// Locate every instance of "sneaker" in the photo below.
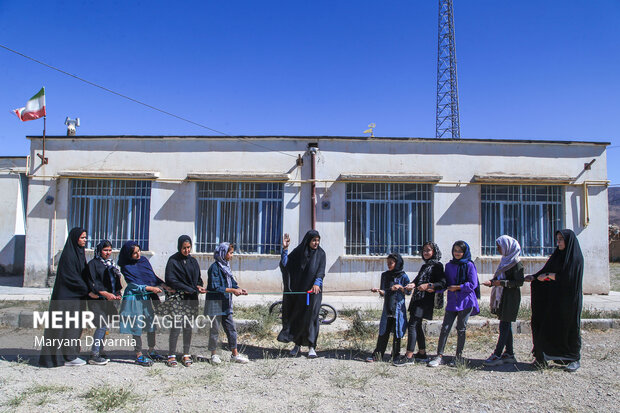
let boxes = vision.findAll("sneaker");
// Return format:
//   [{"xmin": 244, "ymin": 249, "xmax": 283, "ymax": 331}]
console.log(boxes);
[
  {"xmin": 289, "ymin": 345, "xmax": 300, "ymax": 357},
  {"xmin": 413, "ymin": 352, "xmax": 430, "ymax": 362},
  {"xmin": 148, "ymin": 352, "xmax": 166, "ymax": 362},
  {"xmin": 307, "ymin": 347, "xmax": 317, "ymax": 359},
  {"xmin": 231, "ymin": 354, "xmax": 249, "ymax": 364},
  {"xmin": 448, "ymin": 356, "xmax": 465, "ymax": 367},
  {"xmin": 167, "ymin": 355, "xmax": 178, "ymax": 367},
  {"xmin": 88, "ymin": 354, "xmax": 109, "ymax": 365},
  {"xmin": 564, "ymin": 360, "xmax": 580, "ymax": 373},
  {"xmin": 393, "ymin": 356, "xmax": 414, "ymax": 367},
  {"xmin": 65, "ymin": 357, "xmax": 86, "ymax": 367},
  {"xmin": 209, "ymin": 354, "xmax": 222, "ymax": 365},
  {"xmin": 484, "ymin": 354, "xmax": 503, "ymax": 366},
  {"xmin": 181, "ymin": 355, "xmax": 193, "ymax": 367},
  {"xmin": 500, "ymin": 353, "xmax": 517, "ymax": 364},
  {"xmin": 427, "ymin": 355, "xmax": 442, "ymax": 367},
  {"xmin": 135, "ymin": 355, "xmax": 153, "ymax": 367}
]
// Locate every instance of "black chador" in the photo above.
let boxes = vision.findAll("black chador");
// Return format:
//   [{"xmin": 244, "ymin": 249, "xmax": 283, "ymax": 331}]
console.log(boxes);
[
  {"xmin": 277, "ymin": 230, "xmax": 326, "ymax": 347},
  {"xmin": 531, "ymin": 229, "xmax": 583, "ymax": 363}
]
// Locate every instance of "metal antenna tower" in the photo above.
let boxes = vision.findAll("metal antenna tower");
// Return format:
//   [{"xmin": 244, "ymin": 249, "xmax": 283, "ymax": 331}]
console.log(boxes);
[{"xmin": 436, "ymin": 0, "xmax": 461, "ymax": 139}]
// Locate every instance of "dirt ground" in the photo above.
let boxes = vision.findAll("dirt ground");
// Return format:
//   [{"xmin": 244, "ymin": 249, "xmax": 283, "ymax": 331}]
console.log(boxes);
[{"xmin": 0, "ymin": 324, "xmax": 618, "ymax": 412}]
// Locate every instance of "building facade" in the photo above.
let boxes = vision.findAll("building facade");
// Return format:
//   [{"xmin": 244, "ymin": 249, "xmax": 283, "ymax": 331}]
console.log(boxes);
[
  {"xmin": 22, "ymin": 136, "xmax": 610, "ymax": 294},
  {"xmin": 0, "ymin": 156, "xmax": 28, "ymax": 275}
]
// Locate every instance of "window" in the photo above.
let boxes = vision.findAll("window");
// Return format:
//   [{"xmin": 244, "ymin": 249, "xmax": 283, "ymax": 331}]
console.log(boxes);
[
  {"xmin": 481, "ymin": 185, "xmax": 563, "ymax": 256},
  {"xmin": 196, "ymin": 182, "xmax": 283, "ymax": 254},
  {"xmin": 69, "ymin": 179, "xmax": 151, "ymax": 249},
  {"xmin": 346, "ymin": 183, "xmax": 432, "ymax": 255}
]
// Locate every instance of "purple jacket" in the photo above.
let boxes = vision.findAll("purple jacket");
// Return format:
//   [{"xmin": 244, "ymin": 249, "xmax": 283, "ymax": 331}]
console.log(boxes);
[{"xmin": 443, "ymin": 261, "xmax": 480, "ymax": 315}]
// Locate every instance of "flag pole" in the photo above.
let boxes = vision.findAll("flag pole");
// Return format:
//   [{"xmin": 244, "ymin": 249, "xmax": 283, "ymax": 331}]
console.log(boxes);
[{"xmin": 37, "ymin": 116, "xmax": 48, "ymax": 165}]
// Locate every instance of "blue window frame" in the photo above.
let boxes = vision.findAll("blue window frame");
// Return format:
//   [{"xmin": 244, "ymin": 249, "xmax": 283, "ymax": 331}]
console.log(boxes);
[
  {"xmin": 196, "ymin": 182, "xmax": 283, "ymax": 254},
  {"xmin": 69, "ymin": 179, "xmax": 151, "ymax": 249},
  {"xmin": 481, "ymin": 185, "xmax": 563, "ymax": 256}
]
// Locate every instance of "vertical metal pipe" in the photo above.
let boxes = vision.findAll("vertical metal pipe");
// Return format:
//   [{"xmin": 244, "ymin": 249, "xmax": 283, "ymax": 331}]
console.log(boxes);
[{"xmin": 310, "ymin": 147, "xmax": 317, "ymax": 230}]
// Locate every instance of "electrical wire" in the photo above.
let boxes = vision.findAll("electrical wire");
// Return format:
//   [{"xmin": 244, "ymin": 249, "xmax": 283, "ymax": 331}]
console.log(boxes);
[{"xmin": 0, "ymin": 43, "xmax": 298, "ymax": 159}]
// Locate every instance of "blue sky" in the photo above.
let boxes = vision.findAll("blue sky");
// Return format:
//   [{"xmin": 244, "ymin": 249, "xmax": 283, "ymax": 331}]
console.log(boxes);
[{"xmin": 1, "ymin": 1, "xmax": 618, "ymax": 183}]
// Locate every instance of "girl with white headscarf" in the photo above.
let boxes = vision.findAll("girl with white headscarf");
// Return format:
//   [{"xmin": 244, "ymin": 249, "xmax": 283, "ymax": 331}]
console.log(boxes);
[{"xmin": 483, "ymin": 235, "xmax": 524, "ymax": 366}]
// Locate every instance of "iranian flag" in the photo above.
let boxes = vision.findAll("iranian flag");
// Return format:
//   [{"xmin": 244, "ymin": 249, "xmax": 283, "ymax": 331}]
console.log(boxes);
[{"xmin": 13, "ymin": 87, "xmax": 46, "ymax": 121}]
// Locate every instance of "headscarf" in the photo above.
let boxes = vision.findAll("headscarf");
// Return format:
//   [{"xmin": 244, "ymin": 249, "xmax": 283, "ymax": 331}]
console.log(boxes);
[
  {"xmin": 491, "ymin": 235, "xmax": 521, "ymax": 311},
  {"xmin": 450, "ymin": 240, "xmax": 472, "ymax": 284},
  {"xmin": 177, "ymin": 235, "xmax": 192, "ymax": 253},
  {"xmin": 59, "ymin": 227, "xmax": 88, "ymax": 278},
  {"xmin": 165, "ymin": 235, "xmax": 202, "ymax": 294},
  {"xmin": 412, "ymin": 241, "xmax": 442, "ymax": 301},
  {"xmin": 214, "ymin": 242, "xmax": 234, "ymax": 278},
  {"xmin": 118, "ymin": 240, "xmax": 160, "ymax": 286},
  {"xmin": 284, "ymin": 230, "xmax": 326, "ymax": 292},
  {"xmin": 95, "ymin": 240, "xmax": 122, "ymax": 293},
  {"xmin": 51, "ymin": 227, "xmax": 89, "ymax": 300},
  {"xmin": 385, "ymin": 252, "xmax": 405, "ymax": 278}
]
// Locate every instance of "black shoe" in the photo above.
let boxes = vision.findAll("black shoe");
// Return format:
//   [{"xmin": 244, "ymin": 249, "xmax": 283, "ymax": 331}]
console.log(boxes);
[
  {"xmin": 564, "ymin": 361, "xmax": 580, "ymax": 372},
  {"xmin": 88, "ymin": 355, "xmax": 109, "ymax": 365},
  {"xmin": 413, "ymin": 352, "xmax": 430, "ymax": 362},
  {"xmin": 393, "ymin": 356, "xmax": 414, "ymax": 367}
]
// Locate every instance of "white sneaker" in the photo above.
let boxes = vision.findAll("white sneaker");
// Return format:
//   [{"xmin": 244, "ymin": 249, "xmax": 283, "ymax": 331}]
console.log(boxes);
[
  {"xmin": 210, "ymin": 354, "xmax": 222, "ymax": 365},
  {"xmin": 308, "ymin": 347, "xmax": 317, "ymax": 359},
  {"xmin": 231, "ymin": 354, "xmax": 249, "ymax": 364},
  {"xmin": 65, "ymin": 357, "xmax": 86, "ymax": 366},
  {"xmin": 290, "ymin": 345, "xmax": 300, "ymax": 357}
]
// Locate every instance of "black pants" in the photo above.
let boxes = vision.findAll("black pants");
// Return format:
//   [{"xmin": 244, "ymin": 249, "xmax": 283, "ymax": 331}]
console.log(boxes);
[
  {"xmin": 494, "ymin": 320, "xmax": 513, "ymax": 356},
  {"xmin": 133, "ymin": 332, "xmax": 156, "ymax": 353},
  {"xmin": 169, "ymin": 326, "xmax": 193, "ymax": 355},
  {"xmin": 406, "ymin": 316, "xmax": 426, "ymax": 353},
  {"xmin": 373, "ymin": 317, "xmax": 401, "ymax": 360}
]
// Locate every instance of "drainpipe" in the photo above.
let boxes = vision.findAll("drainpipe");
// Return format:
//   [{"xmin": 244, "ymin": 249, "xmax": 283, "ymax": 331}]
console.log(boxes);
[{"xmin": 308, "ymin": 143, "xmax": 319, "ymax": 230}]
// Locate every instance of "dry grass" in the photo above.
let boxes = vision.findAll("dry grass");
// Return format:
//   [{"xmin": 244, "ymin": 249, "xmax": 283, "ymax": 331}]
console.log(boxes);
[{"xmin": 610, "ymin": 262, "xmax": 620, "ymax": 292}]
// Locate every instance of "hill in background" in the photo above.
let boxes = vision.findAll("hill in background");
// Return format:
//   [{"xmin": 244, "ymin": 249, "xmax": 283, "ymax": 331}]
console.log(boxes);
[{"xmin": 610, "ymin": 187, "xmax": 620, "ymax": 226}]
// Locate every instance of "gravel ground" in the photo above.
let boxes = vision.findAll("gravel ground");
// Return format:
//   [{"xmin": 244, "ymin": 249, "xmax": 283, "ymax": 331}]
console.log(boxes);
[{"xmin": 0, "ymin": 325, "xmax": 618, "ymax": 412}]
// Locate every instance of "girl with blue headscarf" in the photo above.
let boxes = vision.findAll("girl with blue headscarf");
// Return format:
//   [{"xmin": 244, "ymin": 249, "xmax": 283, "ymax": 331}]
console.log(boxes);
[
  {"xmin": 427, "ymin": 240, "xmax": 480, "ymax": 367},
  {"xmin": 118, "ymin": 240, "xmax": 172, "ymax": 366}
]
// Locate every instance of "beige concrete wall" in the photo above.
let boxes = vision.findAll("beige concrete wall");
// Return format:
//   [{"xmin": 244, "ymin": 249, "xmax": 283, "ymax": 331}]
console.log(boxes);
[{"xmin": 23, "ymin": 137, "xmax": 609, "ymax": 293}]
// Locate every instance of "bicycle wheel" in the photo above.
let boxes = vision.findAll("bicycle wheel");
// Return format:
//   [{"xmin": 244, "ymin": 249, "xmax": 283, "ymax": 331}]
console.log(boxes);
[
  {"xmin": 318, "ymin": 304, "xmax": 337, "ymax": 325},
  {"xmin": 269, "ymin": 301, "xmax": 283, "ymax": 316}
]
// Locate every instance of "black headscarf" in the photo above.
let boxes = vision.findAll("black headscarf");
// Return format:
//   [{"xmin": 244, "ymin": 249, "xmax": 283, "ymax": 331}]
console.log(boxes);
[
  {"xmin": 118, "ymin": 240, "xmax": 161, "ymax": 286},
  {"xmin": 382, "ymin": 252, "xmax": 406, "ymax": 316},
  {"xmin": 51, "ymin": 227, "xmax": 89, "ymax": 300},
  {"xmin": 165, "ymin": 235, "xmax": 203, "ymax": 294},
  {"xmin": 285, "ymin": 230, "xmax": 326, "ymax": 292},
  {"xmin": 91, "ymin": 240, "xmax": 122, "ymax": 296},
  {"xmin": 385, "ymin": 252, "xmax": 405, "ymax": 278},
  {"xmin": 412, "ymin": 242, "xmax": 442, "ymax": 301}
]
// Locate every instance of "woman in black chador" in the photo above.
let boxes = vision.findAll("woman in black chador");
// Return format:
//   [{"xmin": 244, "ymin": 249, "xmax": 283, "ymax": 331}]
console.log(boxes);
[
  {"xmin": 39, "ymin": 227, "xmax": 93, "ymax": 367},
  {"xmin": 526, "ymin": 229, "xmax": 583, "ymax": 372},
  {"xmin": 277, "ymin": 230, "xmax": 326, "ymax": 358}
]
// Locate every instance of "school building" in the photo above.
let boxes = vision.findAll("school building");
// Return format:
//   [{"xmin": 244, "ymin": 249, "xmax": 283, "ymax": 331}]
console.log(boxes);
[{"xmin": 17, "ymin": 135, "xmax": 610, "ymax": 294}]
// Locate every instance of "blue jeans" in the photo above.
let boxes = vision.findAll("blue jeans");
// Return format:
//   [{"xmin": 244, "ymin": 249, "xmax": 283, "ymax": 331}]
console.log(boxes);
[
  {"xmin": 90, "ymin": 327, "xmax": 107, "ymax": 355},
  {"xmin": 436, "ymin": 307, "xmax": 473, "ymax": 357}
]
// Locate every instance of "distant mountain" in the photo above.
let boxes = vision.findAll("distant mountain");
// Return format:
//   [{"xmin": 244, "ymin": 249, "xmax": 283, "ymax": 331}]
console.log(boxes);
[{"xmin": 610, "ymin": 187, "xmax": 620, "ymax": 226}]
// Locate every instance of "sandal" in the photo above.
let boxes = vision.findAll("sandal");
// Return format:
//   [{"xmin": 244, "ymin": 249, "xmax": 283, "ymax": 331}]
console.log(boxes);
[
  {"xmin": 167, "ymin": 355, "xmax": 177, "ymax": 367},
  {"xmin": 181, "ymin": 355, "xmax": 193, "ymax": 367},
  {"xmin": 135, "ymin": 355, "xmax": 154, "ymax": 367}
]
